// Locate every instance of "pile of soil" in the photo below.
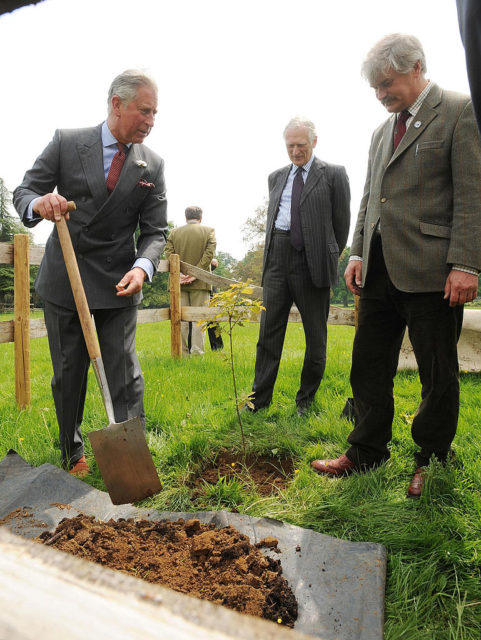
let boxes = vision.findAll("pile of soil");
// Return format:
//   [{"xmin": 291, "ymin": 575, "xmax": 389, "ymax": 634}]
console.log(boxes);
[
  {"xmin": 193, "ymin": 451, "xmax": 294, "ymax": 496},
  {"xmin": 38, "ymin": 514, "xmax": 298, "ymax": 627}
]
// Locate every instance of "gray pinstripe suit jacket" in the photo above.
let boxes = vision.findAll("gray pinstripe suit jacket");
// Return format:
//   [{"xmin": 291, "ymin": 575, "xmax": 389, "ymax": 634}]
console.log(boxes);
[
  {"xmin": 351, "ymin": 83, "xmax": 481, "ymax": 292},
  {"xmin": 262, "ymin": 156, "xmax": 351, "ymax": 288},
  {"xmin": 13, "ymin": 124, "xmax": 168, "ymax": 309}
]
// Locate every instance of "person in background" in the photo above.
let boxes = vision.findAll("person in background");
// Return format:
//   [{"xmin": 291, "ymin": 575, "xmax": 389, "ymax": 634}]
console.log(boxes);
[
  {"xmin": 14, "ymin": 69, "xmax": 168, "ymax": 476},
  {"xmin": 311, "ymin": 34, "xmax": 481, "ymax": 498},
  {"xmin": 249, "ymin": 117, "xmax": 350, "ymax": 416},
  {"xmin": 164, "ymin": 206, "xmax": 216, "ymax": 355}
]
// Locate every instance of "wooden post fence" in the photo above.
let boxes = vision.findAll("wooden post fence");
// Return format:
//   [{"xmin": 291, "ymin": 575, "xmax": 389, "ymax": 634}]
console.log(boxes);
[
  {"xmin": 1, "ymin": 239, "xmax": 358, "ymax": 408},
  {"xmin": 13, "ymin": 235, "xmax": 30, "ymax": 409},
  {"xmin": 169, "ymin": 254, "xmax": 182, "ymax": 358}
]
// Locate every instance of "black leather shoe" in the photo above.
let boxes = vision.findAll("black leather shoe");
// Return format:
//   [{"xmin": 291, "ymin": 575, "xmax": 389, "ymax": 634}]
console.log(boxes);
[
  {"xmin": 241, "ymin": 404, "xmax": 267, "ymax": 414},
  {"xmin": 296, "ymin": 402, "xmax": 313, "ymax": 417}
]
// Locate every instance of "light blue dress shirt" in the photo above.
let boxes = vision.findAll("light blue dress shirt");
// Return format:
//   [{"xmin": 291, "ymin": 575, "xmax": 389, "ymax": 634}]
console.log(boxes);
[{"xmin": 275, "ymin": 153, "xmax": 315, "ymax": 230}]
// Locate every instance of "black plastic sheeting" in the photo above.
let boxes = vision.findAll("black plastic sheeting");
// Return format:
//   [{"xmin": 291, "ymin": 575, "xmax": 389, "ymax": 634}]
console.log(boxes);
[{"xmin": 0, "ymin": 451, "xmax": 386, "ymax": 639}]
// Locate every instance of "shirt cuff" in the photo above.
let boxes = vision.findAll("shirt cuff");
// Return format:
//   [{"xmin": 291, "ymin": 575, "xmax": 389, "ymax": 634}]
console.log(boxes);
[
  {"xmin": 452, "ymin": 265, "xmax": 479, "ymax": 276},
  {"xmin": 27, "ymin": 197, "xmax": 42, "ymax": 220},
  {"xmin": 134, "ymin": 257, "xmax": 154, "ymax": 282},
  {"xmin": 349, "ymin": 255, "xmax": 363, "ymax": 262}
]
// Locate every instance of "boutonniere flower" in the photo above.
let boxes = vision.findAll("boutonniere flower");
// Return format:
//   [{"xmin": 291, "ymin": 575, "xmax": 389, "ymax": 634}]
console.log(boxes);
[
  {"xmin": 135, "ymin": 159, "xmax": 148, "ymax": 168},
  {"xmin": 138, "ymin": 179, "xmax": 155, "ymax": 188}
]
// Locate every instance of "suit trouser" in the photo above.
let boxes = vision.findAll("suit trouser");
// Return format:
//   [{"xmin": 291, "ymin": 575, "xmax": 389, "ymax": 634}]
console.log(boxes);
[
  {"xmin": 181, "ymin": 289, "xmax": 209, "ymax": 355},
  {"xmin": 252, "ymin": 231, "xmax": 331, "ymax": 409},
  {"xmin": 346, "ymin": 238, "xmax": 463, "ymax": 469},
  {"xmin": 43, "ymin": 301, "xmax": 144, "ymax": 467}
]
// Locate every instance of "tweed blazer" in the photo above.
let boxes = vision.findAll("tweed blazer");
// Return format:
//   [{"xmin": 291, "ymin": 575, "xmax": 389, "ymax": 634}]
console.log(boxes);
[
  {"xmin": 164, "ymin": 222, "xmax": 216, "ymax": 291},
  {"xmin": 350, "ymin": 83, "xmax": 481, "ymax": 292},
  {"xmin": 262, "ymin": 156, "xmax": 350, "ymax": 288},
  {"xmin": 13, "ymin": 124, "xmax": 168, "ymax": 309}
]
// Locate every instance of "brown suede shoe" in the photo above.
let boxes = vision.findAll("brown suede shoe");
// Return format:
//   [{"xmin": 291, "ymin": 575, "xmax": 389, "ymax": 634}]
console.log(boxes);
[
  {"xmin": 69, "ymin": 456, "xmax": 90, "ymax": 478},
  {"xmin": 407, "ymin": 467, "xmax": 426, "ymax": 498},
  {"xmin": 310, "ymin": 454, "xmax": 356, "ymax": 476}
]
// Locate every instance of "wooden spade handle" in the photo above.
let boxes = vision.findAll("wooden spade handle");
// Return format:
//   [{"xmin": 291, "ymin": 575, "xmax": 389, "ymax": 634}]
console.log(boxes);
[{"xmin": 56, "ymin": 201, "xmax": 101, "ymax": 360}]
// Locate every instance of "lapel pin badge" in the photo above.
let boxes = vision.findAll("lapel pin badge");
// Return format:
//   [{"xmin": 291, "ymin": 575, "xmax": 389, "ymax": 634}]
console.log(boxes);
[
  {"xmin": 135, "ymin": 159, "xmax": 148, "ymax": 168},
  {"xmin": 414, "ymin": 121, "xmax": 422, "ymax": 128}
]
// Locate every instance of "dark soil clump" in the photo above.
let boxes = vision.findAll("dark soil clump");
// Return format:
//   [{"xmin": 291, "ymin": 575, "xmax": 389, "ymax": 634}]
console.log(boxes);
[{"xmin": 38, "ymin": 514, "xmax": 298, "ymax": 627}]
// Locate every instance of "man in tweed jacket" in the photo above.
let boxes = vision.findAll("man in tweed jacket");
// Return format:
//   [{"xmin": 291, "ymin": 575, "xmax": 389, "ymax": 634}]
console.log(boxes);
[
  {"xmin": 311, "ymin": 34, "xmax": 481, "ymax": 498},
  {"xmin": 164, "ymin": 206, "xmax": 216, "ymax": 355},
  {"xmin": 249, "ymin": 117, "xmax": 350, "ymax": 416}
]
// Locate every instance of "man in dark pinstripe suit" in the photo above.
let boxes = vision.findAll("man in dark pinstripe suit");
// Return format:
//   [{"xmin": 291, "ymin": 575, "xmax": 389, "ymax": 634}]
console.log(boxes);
[{"xmin": 249, "ymin": 117, "xmax": 350, "ymax": 416}]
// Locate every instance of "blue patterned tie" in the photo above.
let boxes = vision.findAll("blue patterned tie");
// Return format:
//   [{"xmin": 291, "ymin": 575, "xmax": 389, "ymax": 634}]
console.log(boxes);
[{"xmin": 290, "ymin": 166, "xmax": 305, "ymax": 251}]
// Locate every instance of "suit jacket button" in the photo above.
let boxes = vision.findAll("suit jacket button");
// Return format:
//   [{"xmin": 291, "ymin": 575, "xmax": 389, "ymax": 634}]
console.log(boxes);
[
  {"xmin": 380, "ymin": 197, "xmax": 387, "ymax": 203},
  {"xmin": 84, "ymin": 226, "xmax": 89, "ymax": 233},
  {"xmin": 371, "ymin": 223, "xmax": 376, "ymax": 229},
  {"xmin": 106, "ymin": 257, "xmax": 112, "ymax": 263}
]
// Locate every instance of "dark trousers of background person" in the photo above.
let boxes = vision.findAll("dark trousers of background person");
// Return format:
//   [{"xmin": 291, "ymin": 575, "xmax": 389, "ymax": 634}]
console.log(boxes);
[
  {"xmin": 187, "ymin": 323, "xmax": 224, "ymax": 351},
  {"xmin": 346, "ymin": 236, "xmax": 463, "ymax": 469},
  {"xmin": 207, "ymin": 287, "xmax": 223, "ymax": 350},
  {"xmin": 43, "ymin": 301, "xmax": 144, "ymax": 468},
  {"xmin": 252, "ymin": 230, "xmax": 331, "ymax": 410}
]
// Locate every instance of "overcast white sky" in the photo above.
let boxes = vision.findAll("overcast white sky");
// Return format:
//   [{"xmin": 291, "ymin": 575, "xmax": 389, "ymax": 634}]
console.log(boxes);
[{"xmin": 0, "ymin": 0, "xmax": 469, "ymax": 259}]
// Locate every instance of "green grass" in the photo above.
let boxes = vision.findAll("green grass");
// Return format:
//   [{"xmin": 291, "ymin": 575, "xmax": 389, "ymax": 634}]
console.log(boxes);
[{"xmin": 1, "ymin": 320, "xmax": 480, "ymax": 639}]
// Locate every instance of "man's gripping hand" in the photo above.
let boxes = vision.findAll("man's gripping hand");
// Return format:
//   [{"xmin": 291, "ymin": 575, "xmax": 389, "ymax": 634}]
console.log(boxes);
[{"xmin": 33, "ymin": 193, "xmax": 70, "ymax": 222}]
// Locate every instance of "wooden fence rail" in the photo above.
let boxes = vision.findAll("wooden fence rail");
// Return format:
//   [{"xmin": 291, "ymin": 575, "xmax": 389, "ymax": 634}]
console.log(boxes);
[{"xmin": 1, "ymin": 236, "xmax": 355, "ymax": 408}]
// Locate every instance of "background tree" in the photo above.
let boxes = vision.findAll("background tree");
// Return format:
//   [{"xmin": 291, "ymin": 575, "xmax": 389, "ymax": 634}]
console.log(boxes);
[
  {"xmin": 242, "ymin": 199, "xmax": 267, "ymax": 246},
  {"xmin": 214, "ymin": 251, "xmax": 237, "ymax": 279},
  {"xmin": 234, "ymin": 200, "xmax": 267, "ymax": 285},
  {"xmin": 233, "ymin": 249, "xmax": 264, "ymax": 285},
  {"xmin": 0, "ymin": 178, "xmax": 35, "ymax": 307},
  {"xmin": 139, "ymin": 221, "xmax": 173, "ymax": 309},
  {"xmin": 330, "ymin": 247, "xmax": 354, "ymax": 307}
]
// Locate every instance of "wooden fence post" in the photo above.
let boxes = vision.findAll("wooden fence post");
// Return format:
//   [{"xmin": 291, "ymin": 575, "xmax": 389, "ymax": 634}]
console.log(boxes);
[
  {"xmin": 169, "ymin": 254, "xmax": 182, "ymax": 358},
  {"xmin": 14, "ymin": 234, "xmax": 31, "ymax": 409}
]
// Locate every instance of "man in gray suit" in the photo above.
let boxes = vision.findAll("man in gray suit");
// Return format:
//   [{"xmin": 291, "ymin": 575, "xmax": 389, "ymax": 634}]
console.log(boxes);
[
  {"xmin": 249, "ymin": 117, "xmax": 350, "ymax": 416},
  {"xmin": 14, "ymin": 70, "xmax": 168, "ymax": 476},
  {"xmin": 311, "ymin": 34, "xmax": 481, "ymax": 497}
]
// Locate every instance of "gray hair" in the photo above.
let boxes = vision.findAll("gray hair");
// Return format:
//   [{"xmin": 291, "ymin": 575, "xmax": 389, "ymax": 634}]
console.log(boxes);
[
  {"xmin": 107, "ymin": 69, "xmax": 158, "ymax": 113},
  {"xmin": 283, "ymin": 117, "xmax": 317, "ymax": 143},
  {"xmin": 185, "ymin": 206, "xmax": 203, "ymax": 221},
  {"xmin": 361, "ymin": 34, "xmax": 427, "ymax": 84}
]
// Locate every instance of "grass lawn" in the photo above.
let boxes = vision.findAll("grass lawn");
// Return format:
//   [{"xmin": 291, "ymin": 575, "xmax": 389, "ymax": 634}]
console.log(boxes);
[{"xmin": 0, "ymin": 320, "xmax": 480, "ymax": 639}]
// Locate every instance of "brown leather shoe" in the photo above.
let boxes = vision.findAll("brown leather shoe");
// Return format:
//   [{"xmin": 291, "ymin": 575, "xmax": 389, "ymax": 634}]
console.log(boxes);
[
  {"xmin": 69, "ymin": 456, "xmax": 90, "ymax": 478},
  {"xmin": 310, "ymin": 454, "xmax": 356, "ymax": 476},
  {"xmin": 407, "ymin": 467, "xmax": 426, "ymax": 498}
]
